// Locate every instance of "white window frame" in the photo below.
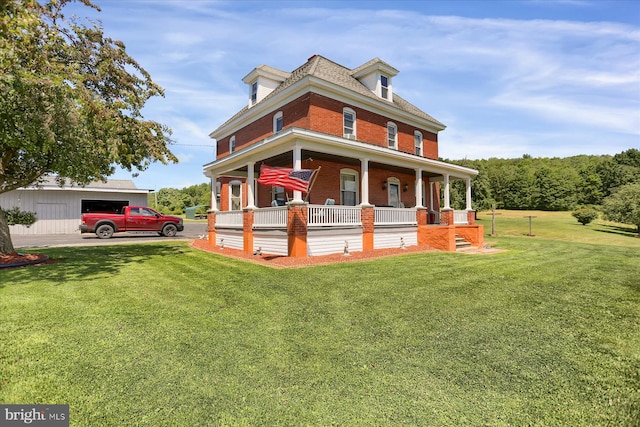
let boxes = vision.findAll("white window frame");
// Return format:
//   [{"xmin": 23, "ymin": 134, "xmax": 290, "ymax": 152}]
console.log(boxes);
[
  {"xmin": 250, "ymin": 81, "xmax": 258, "ymax": 105},
  {"xmin": 340, "ymin": 168, "xmax": 359, "ymax": 206},
  {"xmin": 272, "ymin": 186, "xmax": 286, "ymax": 206},
  {"xmin": 273, "ymin": 111, "xmax": 283, "ymax": 133},
  {"xmin": 229, "ymin": 180, "xmax": 242, "ymax": 211},
  {"xmin": 229, "ymin": 136, "xmax": 236, "ymax": 154},
  {"xmin": 414, "ymin": 131, "xmax": 423, "ymax": 156},
  {"xmin": 343, "ymin": 108, "xmax": 356, "ymax": 139},
  {"xmin": 387, "ymin": 122, "xmax": 398, "ymax": 150},
  {"xmin": 381, "ymin": 75, "xmax": 389, "ymax": 100},
  {"xmin": 387, "ymin": 177, "xmax": 401, "ymax": 208}
]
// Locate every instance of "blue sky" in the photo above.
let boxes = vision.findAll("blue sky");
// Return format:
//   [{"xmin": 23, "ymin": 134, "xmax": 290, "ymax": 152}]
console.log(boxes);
[{"xmin": 65, "ymin": 0, "xmax": 640, "ymax": 191}]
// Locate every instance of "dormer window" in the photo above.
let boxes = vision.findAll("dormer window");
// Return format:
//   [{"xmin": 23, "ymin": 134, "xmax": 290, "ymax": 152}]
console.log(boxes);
[
  {"xmin": 250, "ymin": 82, "xmax": 258, "ymax": 106},
  {"xmin": 343, "ymin": 108, "xmax": 356, "ymax": 139},
  {"xmin": 229, "ymin": 136, "xmax": 236, "ymax": 153},
  {"xmin": 381, "ymin": 75, "xmax": 389, "ymax": 100}
]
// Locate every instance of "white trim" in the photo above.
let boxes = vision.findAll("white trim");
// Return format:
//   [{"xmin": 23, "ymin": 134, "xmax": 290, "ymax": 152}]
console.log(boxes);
[
  {"xmin": 340, "ymin": 168, "xmax": 359, "ymax": 206},
  {"xmin": 343, "ymin": 107, "xmax": 356, "ymax": 139},
  {"xmin": 387, "ymin": 122, "xmax": 398, "ymax": 150},
  {"xmin": 203, "ymin": 128, "xmax": 478, "ymax": 180},
  {"xmin": 229, "ymin": 180, "xmax": 242, "ymax": 211},
  {"xmin": 273, "ymin": 111, "xmax": 283, "ymax": 133}
]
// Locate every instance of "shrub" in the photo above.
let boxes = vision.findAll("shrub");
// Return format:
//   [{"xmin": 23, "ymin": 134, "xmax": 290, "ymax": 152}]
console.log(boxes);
[
  {"xmin": 1, "ymin": 207, "xmax": 37, "ymax": 226},
  {"xmin": 572, "ymin": 207, "xmax": 598, "ymax": 226}
]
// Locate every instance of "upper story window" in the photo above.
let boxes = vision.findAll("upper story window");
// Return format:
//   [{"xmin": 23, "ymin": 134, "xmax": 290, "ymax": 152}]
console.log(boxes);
[
  {"xmin": 250, "ymin": 82, "xmax": 258, "ymax": 106},
  {"xmin": 273, "ymin": 111, "xmax": 283, "ymax": 133},
  {"xmin": 387, "ymin": 122, "xmax": 398, "ymax": 150},
  {"xmin": 381, "ymin": 75, "xmax": 389, "ymax": 100},
  {"xmin": 414, "ymin": 131, "xmax": 423, "ymax": 156},
  {"xmin": 343, "ymin": 108, "xmax": 356, "ymax": 139},
  {"xmin": 229, "ymin": 136, "xmax": 236, "ymax": 154}
]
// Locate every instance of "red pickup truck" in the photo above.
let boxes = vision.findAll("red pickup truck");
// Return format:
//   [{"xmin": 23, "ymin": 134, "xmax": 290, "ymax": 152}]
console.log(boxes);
[{"xmin": 80, "ymin": 206, "xmax": 184, "ymax": 239}]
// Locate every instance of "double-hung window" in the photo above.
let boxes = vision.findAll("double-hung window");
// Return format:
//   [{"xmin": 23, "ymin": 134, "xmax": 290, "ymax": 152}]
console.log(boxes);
[
  {"xmin": 340, "ymin": 169, "xmax": 359, "ymax": 206},
  {"xmin": 229, "ymin": 180, "xmax": 242, "ymax": 211},
  {"xmin": 273, "ymin": 111, "xmax": 283, "ymax": 133},
  {"xmin": 250, "ymin": 82, "xmax": 258, "ymax": 105},
  {"xmin": 414, "ymin": 131, "xmax": 423, "ymax": 156},
  {"xmin": 229, "ymin": 136, "xmax": 236, "ymax": 154},
  {"xmin": 343, "ymin": 108, "xmax": 356, "ymax": 139},
  {"xmin": 387, "ymin": 122, "xmax": 398, "ymax": 149},
  {"xmin": 381, "ymin": 75, "xmax": 389, "ymax": 99}
]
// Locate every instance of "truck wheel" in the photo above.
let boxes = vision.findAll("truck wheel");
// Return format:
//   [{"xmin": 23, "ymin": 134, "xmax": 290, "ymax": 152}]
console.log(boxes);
[
  {"xmin": 162, "ymin": 224, "xmax": 178, "ymax": 237},
  {"xmin": 96, "ymin": 224, "xmax": 114, "ymax": 239}
]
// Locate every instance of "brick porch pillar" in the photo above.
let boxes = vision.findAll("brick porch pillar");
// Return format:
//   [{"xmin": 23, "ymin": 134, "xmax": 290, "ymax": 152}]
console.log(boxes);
[
  {"xmin": 467, "ymin": 210, "xmax": 476, "ymax": 225},
  {"xmin": 287, "ymin": 204, "xmax": 308, "ymax": 258},
  {"xmin": 440, "ymin": 208, "xmax": 454, "ymax": 226},
  {"xmin": 207, "ymin": 210, "xmax": 216, "ymax": 247},
  {"xmin": 416, "ymin": 207, "xmax": 428, "ymax": 246},
  {"xmin": 361, "ymin": 205, "xmax": 374, "ymax": 251},
  {"xmin": 243, "ymin": 208, "xmax": 255, "ymax": 254}
]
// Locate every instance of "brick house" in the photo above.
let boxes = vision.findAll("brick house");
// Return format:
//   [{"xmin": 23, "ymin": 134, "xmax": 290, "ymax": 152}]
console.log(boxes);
[{"xmin": 203, "ymin": 55, "xmax": 483, "ymax": 257}]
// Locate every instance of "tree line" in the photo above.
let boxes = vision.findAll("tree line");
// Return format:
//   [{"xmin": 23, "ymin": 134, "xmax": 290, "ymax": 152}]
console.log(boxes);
[
  {"xmin": 149, "ymin": 183, "xmax": 211, "ymax": 216},
  {"xmin": 446, "ymin": 149, "xmax": 640, "ymax": 212}
]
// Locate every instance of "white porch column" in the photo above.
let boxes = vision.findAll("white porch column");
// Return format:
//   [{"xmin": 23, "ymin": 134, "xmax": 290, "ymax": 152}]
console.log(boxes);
[
  {"xmin": 443, "ymin": 173, "xmax": 451, "ymax": 209},
  {"xmin": 360, "ymin": 158, "xmax": 370, "ymax": 206},
  {"xmin": 246, "ymin": 161, "xmax": 256, "ymax": 209},
  {"xmin": 292, "ymin": 146, "xmax": 304, "ymax": 203},
  {"xmin": 465, "ymin": 178, "xmax": 472, "ymax": 211},
  {"xmin": 415, "ymin": 168, "xmax": 423, "ymax": 208},
  {"xmin": 210, "ymin": 175, "xmax": 219, "ymax": 211}
]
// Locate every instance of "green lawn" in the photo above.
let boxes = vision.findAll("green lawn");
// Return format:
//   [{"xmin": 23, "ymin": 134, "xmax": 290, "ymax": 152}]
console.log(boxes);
[{"xmin": 1, "ymin": 215, "xmax": 639, "ymax": 426}]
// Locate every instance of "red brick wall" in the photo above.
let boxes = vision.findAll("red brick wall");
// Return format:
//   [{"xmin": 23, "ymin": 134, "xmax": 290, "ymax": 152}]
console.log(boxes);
[{"xmin": 216, "ymin": 91, "xmax": 439, "ymax": 160}]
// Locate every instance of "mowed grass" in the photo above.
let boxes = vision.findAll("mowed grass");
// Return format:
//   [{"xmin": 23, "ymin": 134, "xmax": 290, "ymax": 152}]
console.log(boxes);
[{"xmin": 1, "ymin": 215, "xmax": 639, "ymax": 426}]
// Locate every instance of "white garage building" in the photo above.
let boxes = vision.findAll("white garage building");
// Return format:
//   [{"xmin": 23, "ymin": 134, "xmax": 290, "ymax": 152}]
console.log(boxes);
[{"xmin": 0, "ymin": 177, "xmax": 150, "ymax": 235}]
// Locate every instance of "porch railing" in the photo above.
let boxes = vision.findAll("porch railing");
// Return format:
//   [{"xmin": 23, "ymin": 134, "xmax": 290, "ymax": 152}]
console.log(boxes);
[
  {"xmin": 454, "ymin": 210, "xmax": 469, "ymax": 225},
  {"xmin": 374, "ymin": 207, "xmax": 417, "ymax": 225},
  {"xmin": 253, "ymin": 206, "xmax": 288, "ymax": 228},
  {"xmin": 308, "ymin": 205, "xmax": 361, "ymax": 227},
  {"xmin": 215, "ymin": 210, "xmax": 243, "ymax": 227}
]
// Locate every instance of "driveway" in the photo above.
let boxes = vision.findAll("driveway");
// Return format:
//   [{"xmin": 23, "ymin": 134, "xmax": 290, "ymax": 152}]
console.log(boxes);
[{"xmin": 12, "ymin": 222, "xmax": 208, "ymax": 249}]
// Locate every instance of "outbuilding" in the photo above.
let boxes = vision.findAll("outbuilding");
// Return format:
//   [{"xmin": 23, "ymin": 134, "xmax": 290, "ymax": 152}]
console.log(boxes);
[{"xmin": 1, "ymin": 177, "xmax": 151, "ymax": 235}]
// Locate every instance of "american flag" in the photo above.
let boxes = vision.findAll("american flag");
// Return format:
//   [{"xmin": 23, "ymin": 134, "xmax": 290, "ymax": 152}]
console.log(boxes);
[{"xmin": 257, "ymin": 164, "xmax": 316, "ymax": 193}]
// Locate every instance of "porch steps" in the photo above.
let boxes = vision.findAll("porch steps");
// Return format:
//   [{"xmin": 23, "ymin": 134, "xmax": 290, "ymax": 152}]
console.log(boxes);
[{"xmin": 455, "ymin": 235, "xmax": 472, "ymax": 251}]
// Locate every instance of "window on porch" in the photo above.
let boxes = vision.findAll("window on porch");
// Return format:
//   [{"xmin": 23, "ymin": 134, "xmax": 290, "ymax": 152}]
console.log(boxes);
[
  {"xmin": 340, "ymin": 169, "xmax": 359, "ymax": 206},
  {"xmin": 229, "ymin": 180, "xmax": 242, "ymax": 210},
  {"xmin": 387, "ymin": 177, "xmax": 401, "ymax": 208}
]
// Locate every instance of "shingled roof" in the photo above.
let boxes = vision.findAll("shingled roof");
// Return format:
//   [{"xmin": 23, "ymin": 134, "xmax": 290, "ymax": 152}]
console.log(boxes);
[{"xmin": 211, "ymin": 55, "xmax": 445, "ymax": 137}]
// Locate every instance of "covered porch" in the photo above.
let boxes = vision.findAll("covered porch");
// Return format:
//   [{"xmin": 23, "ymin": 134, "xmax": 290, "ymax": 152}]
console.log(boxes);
[{"xmin": 203, "ymin": 127, "xmax": 483, "ymax": 257}]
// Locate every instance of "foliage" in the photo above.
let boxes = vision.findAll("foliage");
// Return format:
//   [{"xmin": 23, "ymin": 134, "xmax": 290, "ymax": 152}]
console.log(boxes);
[
  {"xmin": 1, "ymin": 233, "xmax": 638, "ymax": 425},
  {"xmin": 447, "ymin": 149, "xmax": 640, "ymax": 212},
  {"xmin": 150, "ymin": 183, "xmax": 210, "ymax": 215},
  {"xmin": 0, "ymin": 0, "xmax": 176, "ymax": 253},
  {"xmin": 601, "ymin": 183, "xmax": 640, "ymax": 235},
  {"xmin": 571, "ymin": 207, "xmax": 598, "ymax": 225},
  {"xmin": 0, "ymin": 206, "xmax": 36, "ymax": 226}
]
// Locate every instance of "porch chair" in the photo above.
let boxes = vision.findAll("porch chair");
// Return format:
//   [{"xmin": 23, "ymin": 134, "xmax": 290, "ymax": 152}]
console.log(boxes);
[{"xmin": 324, "ymin": 198, "xmax": 335, "ymax": 205}]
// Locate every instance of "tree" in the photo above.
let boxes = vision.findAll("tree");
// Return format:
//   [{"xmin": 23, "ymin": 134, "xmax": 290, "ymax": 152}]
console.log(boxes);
[
  {"xmin": 572, "ymin": 207, "xmax": 598, "ymax": 226},
  {"xmin": 601, "ymin": 183, "xmax": 640, "ymax": 237},
  {"xmin": 0, "ymin": 0, "xmax": 177, "ymax": 254}
]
